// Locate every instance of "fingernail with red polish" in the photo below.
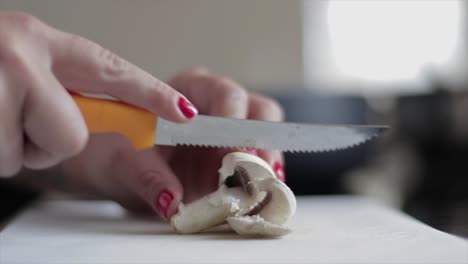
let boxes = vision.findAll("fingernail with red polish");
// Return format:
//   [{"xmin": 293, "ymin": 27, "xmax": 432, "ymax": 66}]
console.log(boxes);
[
  {"xmin": 178, "ymin": 97, "xmax": 198, "ymax": 119},
  {"xmin": 156, "ymin": 190, "xmax": 174, "ymax": 219},
  {"xmin": 246, "ymin": 148, "xmax": 258, "ymax": 155},
  {"xmin": 274, "ymin": 162, "xmax": 286, "ymax": 182}
]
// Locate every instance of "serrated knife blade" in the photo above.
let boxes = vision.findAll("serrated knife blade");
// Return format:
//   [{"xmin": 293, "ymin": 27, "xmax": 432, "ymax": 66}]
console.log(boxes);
[{"xmin": 155, "ymin": 115, "xmax": 387, "ymax": 152}]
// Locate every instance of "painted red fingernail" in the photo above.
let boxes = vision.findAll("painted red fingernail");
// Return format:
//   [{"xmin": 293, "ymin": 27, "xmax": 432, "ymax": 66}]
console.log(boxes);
[
  {"xmin": 246, "ymin": 148, "xmax": 258, "ymax": 155},
  {"xmin": 156, "ymin": 190, "xmax": 174, "ymax": 219},
  {"xmin": 274, "ymin": 162, "xmax": 286, "ymax": 182},
  {"xmin": 178, "ymin": 97, "xmax": 198, "ymax": 119}
]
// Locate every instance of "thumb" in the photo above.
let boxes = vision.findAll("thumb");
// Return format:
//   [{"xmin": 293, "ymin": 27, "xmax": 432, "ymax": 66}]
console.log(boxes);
[{"xmin": 118, "ymin": 147, "xmax": 183, "ymax": 220}]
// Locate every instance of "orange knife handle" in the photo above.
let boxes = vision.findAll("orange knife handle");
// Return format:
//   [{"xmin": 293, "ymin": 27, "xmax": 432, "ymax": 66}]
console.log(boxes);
[{"xmin": 72, "ymin": 94, "xmax": 157, "ymax": 150}]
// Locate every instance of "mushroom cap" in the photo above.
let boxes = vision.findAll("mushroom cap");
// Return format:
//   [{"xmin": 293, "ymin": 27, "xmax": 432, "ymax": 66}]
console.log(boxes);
[
  {"xmin": 252, "ymin": 177, "xmax": 296, "ymax": 225},
  {"xmin": 220, "ymin": 152, "xmax": 297, "ymax": 236},
  {"xmin": 218, "ymin": 152, "xmax": 275, "ymax": 187}
]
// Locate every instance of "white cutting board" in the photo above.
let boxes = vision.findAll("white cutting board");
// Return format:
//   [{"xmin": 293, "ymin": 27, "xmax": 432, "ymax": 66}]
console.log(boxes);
[{"xmin": 1, "ymin": 196, "xmax": 467, "ymax": 264}]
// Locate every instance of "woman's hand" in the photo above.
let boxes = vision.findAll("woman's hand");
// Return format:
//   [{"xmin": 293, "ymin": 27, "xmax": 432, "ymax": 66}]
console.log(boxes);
[
  {"xmin": 20, "ymin": 68, "xmax": 286, "ymax": 221},
  {"xmin": 0, "ymin": 11, "xmax": 197, "ymax": 177}
]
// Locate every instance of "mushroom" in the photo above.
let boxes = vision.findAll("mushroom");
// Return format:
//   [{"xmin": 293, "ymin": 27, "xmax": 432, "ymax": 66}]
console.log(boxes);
[{"xmin": 170, "ymin": 152, "xmax": 296, "ymax": 237}]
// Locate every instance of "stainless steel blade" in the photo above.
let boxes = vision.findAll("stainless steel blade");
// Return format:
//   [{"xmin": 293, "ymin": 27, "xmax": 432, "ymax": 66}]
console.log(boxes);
[{"xmin": 155, "ymin": 115, "xmax": 388, "ymax": 152}]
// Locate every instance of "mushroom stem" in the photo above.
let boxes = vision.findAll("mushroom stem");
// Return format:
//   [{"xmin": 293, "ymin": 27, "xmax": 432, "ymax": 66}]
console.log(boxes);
[{"xmin": 170, "ymin": 186, "xmax": 247, "ymax": 234}]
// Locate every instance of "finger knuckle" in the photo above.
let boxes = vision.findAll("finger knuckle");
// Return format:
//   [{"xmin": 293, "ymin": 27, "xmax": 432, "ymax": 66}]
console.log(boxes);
[
  {"xmin": 0, "ymin": 12, "xmax": 50, "ymax": 69},
  {"xmin": 136, "ymin": 170, "xmax": 165, "ymax": 201},
  {"xmin": 0, "ymin": 162, "xmax": 22, "ymax": 177},
  {"xmin": 96, "ymin": 47, "xmax": 130, "ymax": 78},
  {"xmin": 0, "ymin": 45, "xmax": 29, "ymax": 72},
  {"xmin": 185, "ymin": 66, "xmax": 209, "ymax": 76},
  {"xmin": 65, "ymin": 34, "xmax": 130, "ymax": 79},
  {"xmin": 260, "ymin": 97, "xmax": 285, "ymax": 120},
  {"xmin": 0, "ymin": 37, "xmax": 28, "ymax": 70},
  {"xmin": 62, "ymin": 128, "xmax": 89, "ymax": 157},
  {"xmin": 0, "ymin": 12, "xmax": 40, "ymax": 34},
  {"xmin": 212, "ymin": 76, "xmax": 248, "ymax": 103},
  {"xmin": 0, "ymin": 13, "xmax": 46, "ymax": 49}
]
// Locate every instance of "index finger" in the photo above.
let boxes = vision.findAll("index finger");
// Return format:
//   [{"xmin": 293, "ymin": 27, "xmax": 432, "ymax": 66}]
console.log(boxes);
[{"xmin": 47, "ymin": 30, "xmax": 197, "ymax": 122}]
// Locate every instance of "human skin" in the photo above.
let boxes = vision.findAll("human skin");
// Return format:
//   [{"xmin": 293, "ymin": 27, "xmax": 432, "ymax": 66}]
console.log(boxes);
[{"xmin": 0, "ymin": 11, "xmax": 285, "ymax": 220}]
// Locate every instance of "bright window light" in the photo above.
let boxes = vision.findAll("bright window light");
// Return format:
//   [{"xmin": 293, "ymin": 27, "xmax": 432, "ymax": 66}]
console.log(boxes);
[{"xmin": 327, "ymin": 0, "xmax": 461, "ymax": 83}]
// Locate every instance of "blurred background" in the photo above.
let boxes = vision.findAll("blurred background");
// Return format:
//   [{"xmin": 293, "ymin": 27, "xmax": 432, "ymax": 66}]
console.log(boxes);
[{"xmin": 0, "ymin": 0, "xmax": 467, "ymax": 237}]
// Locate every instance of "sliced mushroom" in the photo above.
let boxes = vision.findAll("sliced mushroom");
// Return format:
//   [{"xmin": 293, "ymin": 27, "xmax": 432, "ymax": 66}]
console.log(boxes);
[
  {"xmin": 226, "ymin": 215, "xmax": 291, "ymax": 237},
  {"xmin": 170, "ymin": 152, "xmax": 296, "ymax": 237}
]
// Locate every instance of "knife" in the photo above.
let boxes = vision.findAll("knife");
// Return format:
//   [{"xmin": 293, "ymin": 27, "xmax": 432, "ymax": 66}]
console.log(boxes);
[{"xmin": 72, "ymin": 94, "xmax": 387, "ymax": 152}]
